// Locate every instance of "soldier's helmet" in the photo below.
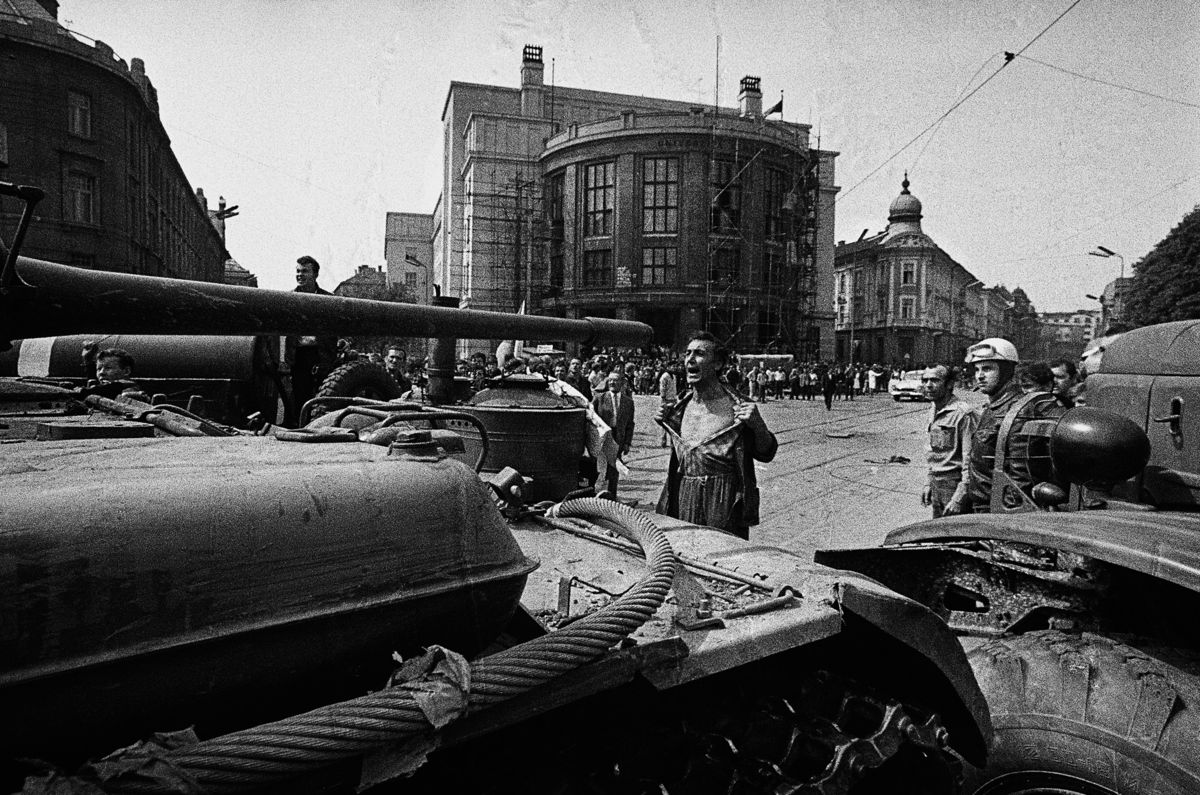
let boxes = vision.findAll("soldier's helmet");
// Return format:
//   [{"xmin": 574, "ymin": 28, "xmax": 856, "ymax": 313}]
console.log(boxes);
[{"xmin": 964, "ymin": 338, "xmax": 1019, "ymax": 364}]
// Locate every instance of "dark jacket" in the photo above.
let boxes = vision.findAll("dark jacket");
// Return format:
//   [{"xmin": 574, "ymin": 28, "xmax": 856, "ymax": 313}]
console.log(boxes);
[
  {"xmin": 592, "ymin": 388, "xmax": 634, "ymax": 452},
  {"xmin": 655, "ymin": 385, "xmax": 778, "ymax": 531}
]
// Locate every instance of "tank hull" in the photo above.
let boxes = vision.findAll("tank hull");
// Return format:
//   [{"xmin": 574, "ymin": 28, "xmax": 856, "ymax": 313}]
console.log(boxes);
[{"xmin": 1, "ymin": 437, "xmax": 535, "ymax": 768}]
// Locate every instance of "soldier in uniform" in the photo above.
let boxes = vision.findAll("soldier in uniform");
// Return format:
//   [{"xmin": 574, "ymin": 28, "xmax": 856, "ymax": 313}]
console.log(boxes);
[
  {"xmin": 965, "ymin": 338, "xmax": 1063, "ymax": 512},
  {"xmin": 920, "ymin": 364, "xmax": 976, "ymax": 517}
]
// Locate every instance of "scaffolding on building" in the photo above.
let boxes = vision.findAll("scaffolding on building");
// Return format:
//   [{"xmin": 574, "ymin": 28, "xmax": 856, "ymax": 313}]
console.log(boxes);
[
  {"xmin": 461, "ymin": 162, "xmax": 546, "ymax": 316},
  {"xmin": 704, "ymin": 112, "xmax": 821, "ymax": 358}
]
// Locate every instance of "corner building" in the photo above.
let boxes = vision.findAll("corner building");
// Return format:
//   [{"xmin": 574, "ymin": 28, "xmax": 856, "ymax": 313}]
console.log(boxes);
[
  {"xmin": 0, "ymin": 0, "xmax": 225, "ymax": 282},
  {"xmin": 833, "ymin": 178, "xmax": 1008, "ymax": 367},
  {"xmin": 414, "ymin": 46, "xmax": 838, "ymax": 358}
]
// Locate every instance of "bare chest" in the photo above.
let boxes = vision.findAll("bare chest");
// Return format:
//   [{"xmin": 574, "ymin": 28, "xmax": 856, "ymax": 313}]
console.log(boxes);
[{"xmin": 681, "ymin": 395, "xmax": 736, "ymax": 443}]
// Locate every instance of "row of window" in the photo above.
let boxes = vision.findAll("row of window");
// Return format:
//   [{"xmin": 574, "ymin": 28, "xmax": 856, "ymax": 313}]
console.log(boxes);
[
  {"xmin": 837, "ymin": 261, "xmax": 918, "ymax": 295},
  {"xmin": 577, "ymin": 245, "xmax": 797, "ymax": 290},
  {"xmin": 571, "ymin": 157, "xmax": 798, "ymax": 240},
  {"xmin": 838, "ymin": 298, "xmax": 920, "ymax": 326}
]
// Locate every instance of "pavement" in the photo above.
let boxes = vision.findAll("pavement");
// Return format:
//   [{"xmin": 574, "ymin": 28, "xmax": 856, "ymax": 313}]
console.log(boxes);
[{"xmin": 614, "ymin": 389, "xmax": 985, "ymax": 559}]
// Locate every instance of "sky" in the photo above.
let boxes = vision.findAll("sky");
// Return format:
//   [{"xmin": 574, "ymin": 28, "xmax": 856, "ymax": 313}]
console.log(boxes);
[{"xmin": 57, "ymin": 0, "xmax": 1200, "ymax": 313}]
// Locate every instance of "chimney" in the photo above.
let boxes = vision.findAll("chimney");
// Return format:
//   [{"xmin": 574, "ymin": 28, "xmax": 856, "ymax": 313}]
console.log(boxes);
[
  {"xmin": 520, "ymin": 44, "xmax": 544, "ymax": 118},
  {"xmin": 34, "ymin": 0, "xmax": 58, "ymax": 18},
  {"xmin": 738, "ymin": 76, "xmax": 762, "ymax": 119}
]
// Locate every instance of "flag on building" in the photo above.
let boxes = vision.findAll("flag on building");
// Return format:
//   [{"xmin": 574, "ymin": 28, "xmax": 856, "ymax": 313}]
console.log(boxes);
[{"xmin": 765, "ymin": 97, "xmax": 783, "ymax": 116}]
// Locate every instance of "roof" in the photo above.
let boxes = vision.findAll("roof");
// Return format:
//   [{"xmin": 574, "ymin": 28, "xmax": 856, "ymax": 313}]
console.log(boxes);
[{"xmin": 0, "ymin": 0, "xmax": 56, "ymax": 23}]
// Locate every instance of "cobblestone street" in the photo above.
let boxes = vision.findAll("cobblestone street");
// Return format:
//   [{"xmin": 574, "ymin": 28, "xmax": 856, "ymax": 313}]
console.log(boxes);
[{"xmin": 616, "ymin": 390, "xmax": 984, "ymax": 558}]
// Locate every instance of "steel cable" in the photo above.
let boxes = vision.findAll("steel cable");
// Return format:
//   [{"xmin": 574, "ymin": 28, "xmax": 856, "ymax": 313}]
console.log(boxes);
[{"xmin": 106, "ymin": 498, "xmax": 676, "ymax": 793}]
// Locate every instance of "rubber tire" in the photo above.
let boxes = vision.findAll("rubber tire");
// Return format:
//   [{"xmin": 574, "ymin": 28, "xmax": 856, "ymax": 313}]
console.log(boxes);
[
  {"xmin": 964, "ymin": 630, "xmax": 1200, "ymax": 794},
  {"xmin": 316, "ymin": 361, "xmax": 405, "ymax": 402},
  {"xmin": 893, "ymin": 396, "xmax": 901, "ymax": 402}
]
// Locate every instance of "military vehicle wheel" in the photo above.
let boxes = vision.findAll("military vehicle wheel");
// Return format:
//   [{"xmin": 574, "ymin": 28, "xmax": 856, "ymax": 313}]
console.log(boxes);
[
  {"xmin": 964, "ymin": 630, "xmax": 1200, "ymax": 794},
  {"xmin": 316, "ymin": 361, "xmax": 405, "ymax": 402}
]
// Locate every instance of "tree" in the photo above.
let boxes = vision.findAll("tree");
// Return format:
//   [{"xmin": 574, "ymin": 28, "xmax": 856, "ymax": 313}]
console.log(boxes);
[{"xmin": 1124, "ymin": 205, "xmax": 1200, "ymax": 328}]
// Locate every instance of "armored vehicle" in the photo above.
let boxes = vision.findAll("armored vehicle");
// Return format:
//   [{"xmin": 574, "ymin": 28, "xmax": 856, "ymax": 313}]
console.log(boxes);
[
  {"xmin": 1, "ymin": 182, "xmax": 989, "ymax": 794},
  {"xmin": 821, "ymin": 322, "xmax": 1200, "ymax": 793}
]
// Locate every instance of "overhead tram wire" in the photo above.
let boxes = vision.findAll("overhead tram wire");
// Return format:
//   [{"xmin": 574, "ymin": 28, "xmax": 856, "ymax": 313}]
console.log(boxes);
[
  {"xmin": 1010, "ymin": 53, "xmax": 1200, "ymax": 111},
  {"xmin": 909, "ymin": 52, "xmax": 1006, "ymax": 175},
  {"xmin": 836, "ymin": 0, "xmax": 1085, "ymax": 205}
]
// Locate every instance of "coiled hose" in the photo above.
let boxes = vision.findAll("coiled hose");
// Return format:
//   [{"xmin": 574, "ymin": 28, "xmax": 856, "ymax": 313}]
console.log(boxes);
[{"xmin": 107, "ymin": 498, "xmax": 676, "ymax": 793}]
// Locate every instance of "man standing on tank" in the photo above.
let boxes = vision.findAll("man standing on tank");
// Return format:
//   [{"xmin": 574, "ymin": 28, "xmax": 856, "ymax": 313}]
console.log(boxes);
[
  {"xmin": 920, "ymin": 364, "xmax": 976, "ymax": 517},
  {"xmin": 289, "ymin": 255, "xmax": 337, "ymax": 422},
  {"xmin": 655, "ymin": 331, "xmax": 777, "ymax": 539}
]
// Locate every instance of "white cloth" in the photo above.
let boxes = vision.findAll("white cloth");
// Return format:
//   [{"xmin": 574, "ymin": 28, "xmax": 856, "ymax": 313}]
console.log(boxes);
[{"xmin": 548, "ymin": 379, "xmax": 627, "ymax": 477}]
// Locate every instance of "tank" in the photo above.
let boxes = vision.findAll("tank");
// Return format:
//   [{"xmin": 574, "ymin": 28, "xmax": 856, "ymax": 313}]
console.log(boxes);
[
  {"xmin": 820, "ymin": 320, "xmax": 1200, "ymax": 793},
  {"xmin": 0, "ymin": 181, "xmax": 991, "ymax": 794},
  {"xmin": 448, "ymin": 374, "xmax": 587, "ymax": 502}
]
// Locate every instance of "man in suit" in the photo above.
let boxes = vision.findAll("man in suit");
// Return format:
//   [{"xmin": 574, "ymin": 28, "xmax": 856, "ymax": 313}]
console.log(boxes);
[{"xmin": 592, "ymin": 370, "xmax": 635, "ymax": 498}]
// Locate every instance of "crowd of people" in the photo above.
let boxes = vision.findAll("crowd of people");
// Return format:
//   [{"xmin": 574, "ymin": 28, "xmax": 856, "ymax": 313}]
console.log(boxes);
[{"xmin": 287, "ymin": 254, "xmax": 1096, "ymax": 538}]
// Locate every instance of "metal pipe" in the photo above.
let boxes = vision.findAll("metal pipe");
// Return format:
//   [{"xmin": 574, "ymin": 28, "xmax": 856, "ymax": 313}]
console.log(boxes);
[
  {"xmin": 3, "ymin": 258, "xmax": 653, "ymax": 348},
  {"xmin": 427, "ymin": 295, "xmax": 459, "ymax": 405}
]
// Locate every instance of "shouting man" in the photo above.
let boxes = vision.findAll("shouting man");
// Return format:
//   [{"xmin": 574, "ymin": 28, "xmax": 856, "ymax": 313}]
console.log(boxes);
[{"xmin": 655, "ymin": 331, "xmax": 777, "ymax": 539}]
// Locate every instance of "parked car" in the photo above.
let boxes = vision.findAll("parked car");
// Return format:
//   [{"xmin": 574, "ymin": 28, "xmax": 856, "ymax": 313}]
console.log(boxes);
[{"xmin": 888, "ymin": 369, "xmax": 925, "ymax": 401}]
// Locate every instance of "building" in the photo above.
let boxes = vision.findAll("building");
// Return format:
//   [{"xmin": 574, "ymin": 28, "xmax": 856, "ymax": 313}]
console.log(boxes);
[
  {"xmin": 833, "ymin": 176, "xmax": 1002, "ymax": 367},
  {"xmin": 0, "ymin": 0, "xmax": 225, "ymax": 282},
  {"xmin": 1039, "ymin": 309, "xmax": 1100, "ymax": 360},
  {"xmin": 333, "ymin": 263, "xmax": 421, "ymax": 357},
  {"xmin": 384, "ymin": 212, "xmax": 435, "ymax": 305},
  {"xmin": 402, "ymin": 46, "xmax": 838, "ymax": 358},
  {"xmin": 223, "ymin": 258, "xmax": 257, "ymax": 288}
]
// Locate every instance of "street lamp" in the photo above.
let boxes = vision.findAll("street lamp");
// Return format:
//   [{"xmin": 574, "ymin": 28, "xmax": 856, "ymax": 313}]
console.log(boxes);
[{"xmin": 1087, "ymin": 246, "xmax": 1125, "ymax": 280}]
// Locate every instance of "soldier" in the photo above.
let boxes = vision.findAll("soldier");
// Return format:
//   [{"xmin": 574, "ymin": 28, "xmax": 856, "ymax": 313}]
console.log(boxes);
[
  {"xmin": 965, "ymin": 338, "xmax": 1062, "ymax": 512},
  {"xmin": 1049, "ymin": 358, "xmax": 1079, "ymax": 407},
  {"xmin": 965, "ymin": 338, "xmax": 1022, "ymax": 512},
  {"xmin": 919, "ymin": 364, "xmax": 976, "ymax": 517}
]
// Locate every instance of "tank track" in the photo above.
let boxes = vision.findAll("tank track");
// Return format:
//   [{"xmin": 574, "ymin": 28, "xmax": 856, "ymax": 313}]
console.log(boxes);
[
  {"xmin": 658, "ymin": 671, "xmax": 959, "ymax": 794},
  {"xmin": 537, "ymin": 671, "xmax": 962, "ymax": 795}
]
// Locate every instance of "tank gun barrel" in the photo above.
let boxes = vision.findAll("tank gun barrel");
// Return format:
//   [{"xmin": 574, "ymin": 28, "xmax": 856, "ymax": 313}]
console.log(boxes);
[{"xmin": 2, "ymin": 257, "xmax": 652, "ymax": 348}]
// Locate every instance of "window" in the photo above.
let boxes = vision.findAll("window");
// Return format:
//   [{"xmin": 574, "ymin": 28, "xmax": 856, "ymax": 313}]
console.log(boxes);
[
  {"xmin": 763, "ymin": 248, "xmax": 786, "ymax": 289},
  {"xmin": 546, "ymin": 172, "xmax": 564, "ymax": 225},
  {"xmin": 764, "ymin": 167, "xmax": 786, "ymax": 237},
  {"xmin": 66, "ymin": 171, "xmax": 95, "ymax": 223},
  {"xmin": 901, "ymin": 261, "xmax": 915, "ymax": 285},
  {"xmin": 68, "ymin": 91, "xmax": 91, "ymax": 137},
  {"xmin": 900, "ymin": 296, "xmax": 915, "ymax": 319},
  {"xmin": 709, "ymin": 246, "xmax": 740, "ymax": 286},
  {"xmin": 582, "ymin": 249, "xmax": 612, "ymax": 287},
  {"xmin": 405, "ymin": 272, "xmax": 417, "ymax": 289},
  {"xmin": 583, "ymin": 162, "xmax": 614, "ymax": 237},
  {"xmin": 710, "ymin": 160, "xmax": 741, "ymax": 233},
  {"xmin": 547, "ymin": 172, "xmax": 565, "ymax": 289},
  {"xmin": 147, "ymin": 196, "xmax": 159, "ymax": 252},
  {"xmin": 642, "ymin": 158, "xmax": 678, "ymax": 233},
  {"xmin": 641, "ymin": 247, "xmax": 676, "ymax": 286}
]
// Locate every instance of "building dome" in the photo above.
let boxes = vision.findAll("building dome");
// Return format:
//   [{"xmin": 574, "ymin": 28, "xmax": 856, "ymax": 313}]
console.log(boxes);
[{"xmin": 888, "ymin": 174, "xmax": 923, "ymax": 222}]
